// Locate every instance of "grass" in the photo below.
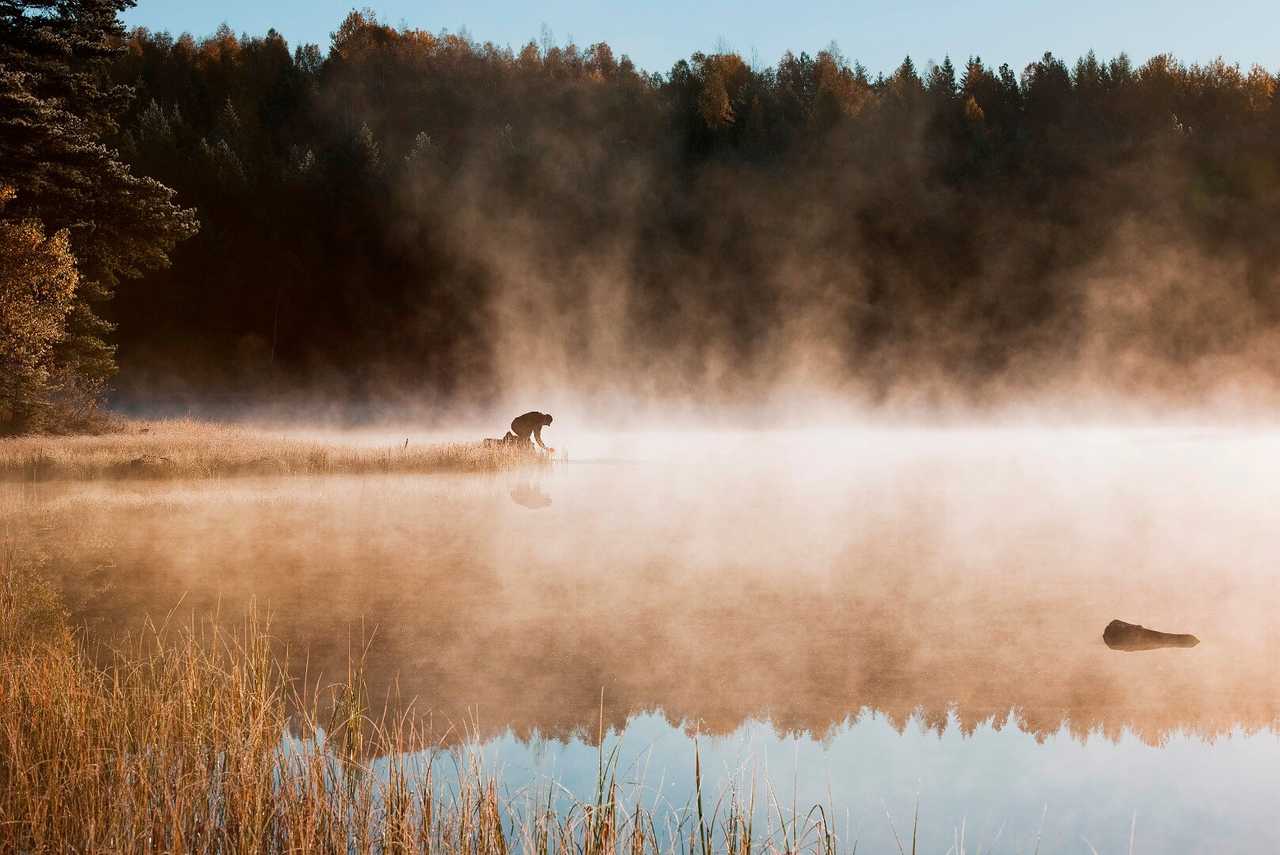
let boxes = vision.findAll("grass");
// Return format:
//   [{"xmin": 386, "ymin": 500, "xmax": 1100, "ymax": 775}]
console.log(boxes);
[
  {"xmin": 0, "ymin": 419, "xmax": 547, "ymax": 481},
  {"xmin": 0, "ymin": 554, "xmax": 858, "ymax": 855},
  {"xmin": 0, "ymin": 551, "xmax": 1144, "ymax": 855}
]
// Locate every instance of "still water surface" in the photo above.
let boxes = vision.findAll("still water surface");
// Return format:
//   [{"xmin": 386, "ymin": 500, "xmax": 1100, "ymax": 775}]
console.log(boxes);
[{"xmin": 4, "ymin": 428, "xmax": 1280, "ymax": 852}]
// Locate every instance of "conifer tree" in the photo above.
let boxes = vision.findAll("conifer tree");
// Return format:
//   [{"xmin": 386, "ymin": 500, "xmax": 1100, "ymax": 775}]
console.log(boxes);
[{"xmin": 928, "ymin": 55, "xmax": 957, "ymax": 98}]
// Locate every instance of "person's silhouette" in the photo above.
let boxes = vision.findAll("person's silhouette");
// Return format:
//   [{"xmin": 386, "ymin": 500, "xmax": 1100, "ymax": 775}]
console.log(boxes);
[{"xmin": 509, "ymin": 411, "xmax": 554, "ymax": 452}]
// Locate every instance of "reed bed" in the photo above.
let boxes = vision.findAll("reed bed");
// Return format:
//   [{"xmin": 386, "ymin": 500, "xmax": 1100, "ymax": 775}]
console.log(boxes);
[
  {"xmin": 0, "ymin": 419, "xmax": 545, "ymax": 481},
  {"xmin": 0, "ymin": 555, "xmax": 861, "ymax": 855}
]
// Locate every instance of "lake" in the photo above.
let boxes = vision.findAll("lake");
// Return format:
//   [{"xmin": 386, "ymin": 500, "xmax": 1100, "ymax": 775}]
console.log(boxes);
[{"xmin": 4, "ymin": 427, "xmax": 1279, "ymax": 853}]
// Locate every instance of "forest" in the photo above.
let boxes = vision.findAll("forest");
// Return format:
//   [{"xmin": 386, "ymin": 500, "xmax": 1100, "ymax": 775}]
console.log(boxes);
[{"xmin": 4, "ymin": 1, "xmax": 1280, "ymax": 429}]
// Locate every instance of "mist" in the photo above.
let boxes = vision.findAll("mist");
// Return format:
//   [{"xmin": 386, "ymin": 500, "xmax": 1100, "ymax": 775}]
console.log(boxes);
[{"xmin": 5, "ymin": 426, "xmax": 1276, "ymax": 748}]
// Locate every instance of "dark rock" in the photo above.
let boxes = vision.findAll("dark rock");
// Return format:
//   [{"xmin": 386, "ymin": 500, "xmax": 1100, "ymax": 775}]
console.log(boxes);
[{"xmin": 1104, "ymin": 619, "xmax": 1199, "ymax": 651}]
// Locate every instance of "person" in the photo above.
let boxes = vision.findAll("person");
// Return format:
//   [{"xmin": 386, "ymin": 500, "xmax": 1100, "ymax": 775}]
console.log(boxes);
[{"xmin": 509, "ymin": 411, "xmax": 554, "ymax": 452}]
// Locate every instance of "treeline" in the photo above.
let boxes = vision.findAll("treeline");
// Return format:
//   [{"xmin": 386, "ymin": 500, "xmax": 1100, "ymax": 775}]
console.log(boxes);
[{"xmin": 6, "ymin": 6, "xmax": 1280, "ymax": 426}]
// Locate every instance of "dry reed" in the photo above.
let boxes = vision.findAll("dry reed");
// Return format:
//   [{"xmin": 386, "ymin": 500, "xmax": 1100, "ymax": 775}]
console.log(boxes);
[
  {"xmin": 0, "ymin": 555, "xmax": 854, "ymax": 855},
  {"xmin": 0, "ymin": 419, "xmax": 546, "ymax": 481}
]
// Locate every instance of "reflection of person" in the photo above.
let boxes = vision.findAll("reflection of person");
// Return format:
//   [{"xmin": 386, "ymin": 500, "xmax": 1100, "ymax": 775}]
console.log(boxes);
[
  {"xmin": 510, "ymin": 483, "xmax": 552, "ymax": 509},
  {"xmin": 510, "ymin": 411, "xmax": 553, "ymax": 452}
]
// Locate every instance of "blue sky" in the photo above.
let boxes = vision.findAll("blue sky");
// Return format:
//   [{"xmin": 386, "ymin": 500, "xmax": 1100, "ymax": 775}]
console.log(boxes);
[{"xmin": 123, "ymin": 0, "xmax": 1277, "ymax": 77}]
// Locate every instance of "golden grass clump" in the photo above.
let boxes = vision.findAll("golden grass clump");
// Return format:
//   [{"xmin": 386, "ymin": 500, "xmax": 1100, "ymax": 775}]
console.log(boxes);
[
  {"xmin": 0, "ymin": 570, "xmax": 498, "ymax": 853},
  {"xmin": 0, "ymin": 554, "xmax": 853, "ymax": 855},
  {"xmin": 0, "ymin": 419, "xmax": 547, "ymax": 481}
]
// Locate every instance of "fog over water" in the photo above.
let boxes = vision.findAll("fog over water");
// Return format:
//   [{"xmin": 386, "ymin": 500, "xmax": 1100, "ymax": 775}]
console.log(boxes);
[{"xmin": 5, "ymin": 425, "xmax": 1280, "ymax": 851}]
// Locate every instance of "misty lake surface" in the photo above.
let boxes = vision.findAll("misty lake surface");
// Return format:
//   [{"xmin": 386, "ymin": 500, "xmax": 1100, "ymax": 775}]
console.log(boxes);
[{"xmin": 5, "ymin": 427, "xmax": 1280, "ymax": 852}]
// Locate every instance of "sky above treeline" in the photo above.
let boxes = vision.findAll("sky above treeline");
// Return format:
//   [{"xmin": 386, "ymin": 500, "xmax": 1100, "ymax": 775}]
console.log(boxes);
[{"xmin": 124, "ymin": 0, "xmax": 1276, "ymax": 77}]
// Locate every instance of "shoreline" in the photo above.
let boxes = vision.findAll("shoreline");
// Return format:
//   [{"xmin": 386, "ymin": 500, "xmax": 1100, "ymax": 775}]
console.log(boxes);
[{"xmin": 0, "ymin": 419, "xmax": 551, "ymax": 482}]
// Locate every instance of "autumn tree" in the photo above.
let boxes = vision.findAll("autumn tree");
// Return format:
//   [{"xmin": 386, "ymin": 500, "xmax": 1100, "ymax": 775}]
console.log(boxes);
[
  {"xmin": 0, "ymin": 187, "xmax": 78, "ymax": 433},
  {"xmin": 693, "ymin": 52, "xmax": 748, "ymax": 130}
]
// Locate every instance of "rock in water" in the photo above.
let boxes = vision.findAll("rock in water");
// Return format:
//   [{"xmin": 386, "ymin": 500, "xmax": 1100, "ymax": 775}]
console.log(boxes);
[{"xmin": 1103, "ymin": 619, "xmax": 1200, "ymax": 651}]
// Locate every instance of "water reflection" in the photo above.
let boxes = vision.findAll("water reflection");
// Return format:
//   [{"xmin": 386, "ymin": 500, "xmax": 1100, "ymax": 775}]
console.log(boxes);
[
  {"xmin": 509, "ymin": 482, "xmax": 552, "ymax": 510},
  {"xmin": 4, "ymin": 429, "xmax": 1279, "ymax": 750},
  {"xmin": 8, "ymin": 428, "xmax": 1280, "ymax": 850},
  {"xmin": 431, "ymin": 710, "xmax": 1280, "ymax": 854}
]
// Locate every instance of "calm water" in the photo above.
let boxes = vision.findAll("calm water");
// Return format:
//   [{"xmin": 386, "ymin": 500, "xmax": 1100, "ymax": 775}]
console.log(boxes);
[{"xmin": 5, "ymin": 428, "xmax": 1280, "ymax": 852}]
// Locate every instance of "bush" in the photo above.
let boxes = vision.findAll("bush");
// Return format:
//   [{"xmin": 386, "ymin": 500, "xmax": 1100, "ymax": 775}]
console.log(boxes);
[
  {"xmin": 0, "ymin": 187, "xmax": 79, "ymax": 435},
  {"xmin": 0, "ymin": 547, "xmax": 70, "ymax": 656}
]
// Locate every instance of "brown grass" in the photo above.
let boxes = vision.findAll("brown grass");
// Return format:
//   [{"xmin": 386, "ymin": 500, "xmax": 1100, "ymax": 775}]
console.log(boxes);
[
  {"xmin": 0, "ymin": 419, "xmax": 546, "ymax": 481},
  {"xmin": 0, "ymin": 555, "xmax": 849, "ymax": 855}
]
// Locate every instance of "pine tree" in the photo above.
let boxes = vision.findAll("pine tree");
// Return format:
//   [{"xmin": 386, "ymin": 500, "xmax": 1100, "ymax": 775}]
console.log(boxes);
[
  {"xmin": 928, "ymin": 55, "xmax": 957, "ymax": 99},
  {"xmin": 0, "ymin": 0, "xmax": 197, "ymax": 424}
]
